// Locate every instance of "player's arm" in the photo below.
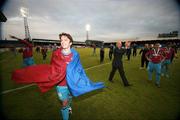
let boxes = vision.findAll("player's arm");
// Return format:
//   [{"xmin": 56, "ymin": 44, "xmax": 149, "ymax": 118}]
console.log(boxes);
[
  {"xmin": 9, "ymin": 35, "xmax": 21, "ymax": 40},
  {"xmin": 9, "ymin": 35, "xmax": 32, "ymax": 47}
]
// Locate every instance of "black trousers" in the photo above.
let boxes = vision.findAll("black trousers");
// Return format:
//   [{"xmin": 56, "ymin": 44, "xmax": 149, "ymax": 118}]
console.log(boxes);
[
  {"xmin": 127, "ymin": 53, "xmax": 131, "ymax": 60},
  {"xmin": 100, "ymin": 54, "xmax": 104, "ymax": 63},
  {"xmin": 133, "ymin": 50, "xmax": 137, "ymax": 56},
  {"xmin": 171, "ymin": 53, "xmax": 175, "ymax": 63},
  {"xmin": 109, "ymin": 52, "xmax": 113, "ymax": 60},
  {"xmin": 43, "ymin": 54, "xmax": 47, "ymax": 60},
  {"xmin": 109, "ymin": 64, "xmax": 129, "ymax": 86},
  {"xmin": 141, "ymin": 56, "xmax": 149, "ymax": 68}
]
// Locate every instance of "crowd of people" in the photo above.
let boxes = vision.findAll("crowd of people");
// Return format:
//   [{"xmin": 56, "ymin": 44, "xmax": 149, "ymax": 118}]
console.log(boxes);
[
  {"xmin": 90, "ymin": 40, "xmax": 177, "ymax": 88},
  {"xmin": 106, "ymin": 41, "xmax": 177, "ymax": 88}
]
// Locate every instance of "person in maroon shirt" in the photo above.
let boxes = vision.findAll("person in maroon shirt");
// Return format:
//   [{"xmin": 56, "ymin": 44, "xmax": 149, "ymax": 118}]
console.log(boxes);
[
  {"xmin": 12, "ymin": 33, "xmax": 105, "ymax": 120},
  {"xmin": 12, "ymin": 33, "xmax": 73, "ymax": 120},
  {"xmin": 161, "ymin": 43, "xmax": 176, "ymax": 78},
  {"xmin": 10, "ymin": 35, "xmax": 35, "ymax": 67},
  {"xmin": 55, "ymin": 33, "xmax": 73, "ymax": 120},
  {"xmin": 145, "ymin": 43, "xmax": 165, "ymax": 87}
]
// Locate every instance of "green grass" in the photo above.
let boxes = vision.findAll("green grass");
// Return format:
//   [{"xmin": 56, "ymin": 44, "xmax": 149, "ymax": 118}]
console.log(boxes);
[{"xmin": 0, "ymin": 48, "xmax": 180, "ymax": 120}]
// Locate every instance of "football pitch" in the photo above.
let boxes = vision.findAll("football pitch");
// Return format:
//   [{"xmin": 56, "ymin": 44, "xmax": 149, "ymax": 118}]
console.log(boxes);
[{"xmin": 0, "ymin": 48, "xmax": 180, "ymax": 120}]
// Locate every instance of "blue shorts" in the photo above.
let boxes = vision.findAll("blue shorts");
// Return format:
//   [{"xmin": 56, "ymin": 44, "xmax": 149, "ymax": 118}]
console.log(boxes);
[
  {"xmin": 23, "ymin": 57, "xmax": 35, "ymax": 67},
  {"xmin": 56, "ymin": 86, "xmax": 71, "ymax": 101}
]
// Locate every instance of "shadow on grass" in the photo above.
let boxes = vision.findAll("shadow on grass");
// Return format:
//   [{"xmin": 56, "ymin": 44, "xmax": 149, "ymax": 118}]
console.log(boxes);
[{"xmin": 73, "ymin": 89, "xmax": 104, "ymax": 102}]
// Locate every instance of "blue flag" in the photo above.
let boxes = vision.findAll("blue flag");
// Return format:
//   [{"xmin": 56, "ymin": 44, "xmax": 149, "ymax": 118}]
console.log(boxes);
[{"xmin": 66, "ymin": 48, "xmax": 105, "ymax": 97}]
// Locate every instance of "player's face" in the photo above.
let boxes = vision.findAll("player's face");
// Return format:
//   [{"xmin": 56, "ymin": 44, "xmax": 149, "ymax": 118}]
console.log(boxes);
[
  {"xmin": 117, "ymin": 41, "xmax": 122, "ymax": 48},
  {"xmin": 60, "ymin": 35, "xmax": 72, "ymax": 49},
  {"xmin": 154, "ymin": 44, "xmax": 159, "ymax": 49},
  {"xmin": 145, "ymin": 44, "xmax": 148, "ymax": 48}
]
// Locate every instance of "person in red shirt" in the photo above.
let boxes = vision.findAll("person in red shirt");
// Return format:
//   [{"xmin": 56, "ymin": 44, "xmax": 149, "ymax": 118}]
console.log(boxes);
[
  {"xmin": 145, "ymin": 43, "xmax": 165, "ymax": 87},
  {"xmin": 12, "ymin": 33, "xmax": 73, "ymax": 120},
  {"xmin": 12, "ymin": 33, "xmax": 105, "ymax": 120},
  {"xmin": 55, "ymin": 33, "xmax": 74, "ymax": 120},
  {"xmin": 161, "ymin": 42, "xmax": 176, "ymax": 78},
  {"xmin": 10, "ymin": 35, "xmax": 35, "ymax": 67}
]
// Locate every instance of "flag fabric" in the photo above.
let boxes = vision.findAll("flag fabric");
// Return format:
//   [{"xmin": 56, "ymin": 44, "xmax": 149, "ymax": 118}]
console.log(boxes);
[
  {"xmin": 12, "ymin": 48, "xmax": 105, "ymax": 96},
  {"xmin": 66, "ymin": 48, "xmax": 105, "ymax": 97}
]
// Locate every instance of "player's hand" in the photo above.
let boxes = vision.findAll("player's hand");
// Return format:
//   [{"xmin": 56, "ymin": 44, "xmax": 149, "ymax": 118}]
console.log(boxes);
[
  {"xmin": 147, "ymin": 58, "xmax": 151, "ymax": 62},
  {"xmin": 161, "ymin": 58, "xmax": 165, "ymax": 62}
]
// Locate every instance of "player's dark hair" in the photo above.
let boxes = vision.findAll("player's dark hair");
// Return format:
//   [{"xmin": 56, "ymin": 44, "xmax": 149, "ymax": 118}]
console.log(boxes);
[{"xmin": 59, "ymin": 32, "xmax": 73, "ymax": 43}]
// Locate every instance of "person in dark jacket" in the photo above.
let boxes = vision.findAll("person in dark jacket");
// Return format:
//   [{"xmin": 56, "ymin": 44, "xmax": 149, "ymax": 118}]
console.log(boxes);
[
  {"xmin": 41, "ymin": 46, "xmax": 48, "ymax": 61},
  {"xmin": 139, "ymin": 44, "xmax": 149, "ymax": 69},
  {"xmin": 109, "ymin": 44, "xmax": 114, "ymax": 60},
  {"xmin": 170, "ymin": 42, "xmax": 177, "ymax": 63},
  {"xmin": 92, "ymin": 43, "xmax": 96, "ymax": 56},
  {"xmin": 126, "ymin": 41, "xmax": 132, "ymax": 61},
  {"xmin": 132, "ymin": 43, "xmax": 137, "ymax": 57},
  {"xmin": 100, "ymin": 45, "xmax": 105, "ymax": 63},
  {"xmin": 108, "ymin": 40, "xmax": 131, "ymax": 86}
]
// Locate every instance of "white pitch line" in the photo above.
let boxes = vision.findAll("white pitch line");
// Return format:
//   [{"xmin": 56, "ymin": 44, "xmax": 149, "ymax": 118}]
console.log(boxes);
[
  {"xmin": 1, "ymin": 84, "xmax": 35, "ymax": 94},
  {"xmin": 1, "ymin": 62, "xmax": 111, "ymax": 95},
  {"xmin": 85, "ymin": 62, "xmax": 111, "ymax": 70}
]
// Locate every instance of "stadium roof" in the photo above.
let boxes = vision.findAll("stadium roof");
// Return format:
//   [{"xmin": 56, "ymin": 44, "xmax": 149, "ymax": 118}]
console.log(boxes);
[
  {"xmin": 135, "ymin": 37, "xmax": 180, "ymax": 41},
  {"xmin": 0, "ymin": 11, "xmax": 7, "ymax": 22},
  {"xmin": 104, "ymin": 37, "xmax": 180, "ymax": 43}
]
